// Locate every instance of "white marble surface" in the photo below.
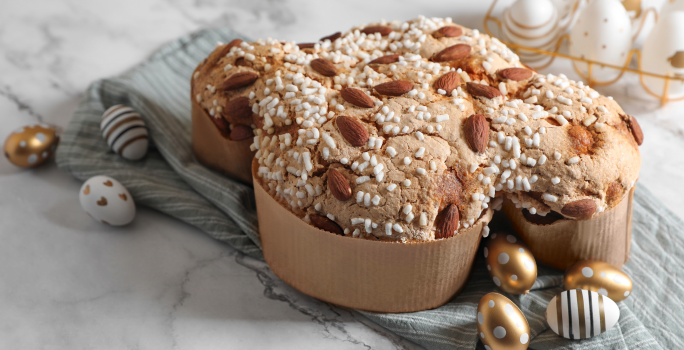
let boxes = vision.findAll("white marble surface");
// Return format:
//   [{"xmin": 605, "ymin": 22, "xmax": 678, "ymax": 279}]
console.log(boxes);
[{"xmin": 0, "ymin": 0, "xmax": 683, "ymax": 349}]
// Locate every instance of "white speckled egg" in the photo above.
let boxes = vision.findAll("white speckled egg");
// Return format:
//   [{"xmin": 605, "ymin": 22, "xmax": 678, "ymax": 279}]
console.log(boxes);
[
  {"xmin": 570, "ymin": 0, "xmax": 632, "ymax": 82},
  {"xmin": 100, "ymin": 105, "xmax": 148, "ymax": 160},
  {"xmin": 641, "ymin": 11, "xmax": 684, "ymax": 98},
  {"xmin": 477, "ymin": 293, "xmax": 530, "ymax": 350},
  {"xmin": 79, "ymin": 175, "xmax": 135, "ymax": 226},
  {"xmin": 503, "ymin": 0, "xmax": 559, "ymax": 66},
  {"xmin": 546, "ymin": 289, "xmax": 620, "ymax": 340},
  {"xmin": 4, "ymin": 124, "xmax": 59, "ymax": 168}
]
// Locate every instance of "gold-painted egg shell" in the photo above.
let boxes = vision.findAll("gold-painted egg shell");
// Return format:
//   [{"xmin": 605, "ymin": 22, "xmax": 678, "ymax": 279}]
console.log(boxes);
[
  {"xmin": 563, "ymin": 260, "xmax": 633, "ymax": 302},
  {"xmin": 477, "ymin": 292, "xmax": 530, "ymax": 350},
  {"xmin": 4, "ymin": 124, "xmax": 59, "ymax": 168},
  {"xmin": 485, "ymin": 232, "xmax": 537, "ymax": 294},
  {"xmin": 546, "ymin": 288, "xmax": 620, "ymax": 339}
]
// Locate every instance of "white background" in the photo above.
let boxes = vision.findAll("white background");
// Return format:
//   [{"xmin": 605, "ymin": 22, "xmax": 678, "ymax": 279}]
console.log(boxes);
[{"xmin": 0, "ymin": 0, "xmax": 682, "ymax": 348}]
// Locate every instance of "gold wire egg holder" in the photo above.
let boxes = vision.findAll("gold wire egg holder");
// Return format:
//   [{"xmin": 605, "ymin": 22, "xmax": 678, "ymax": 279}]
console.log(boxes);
[{"xmin": 483, "ymin": 0, "xmax": 684, "ymax": 106}]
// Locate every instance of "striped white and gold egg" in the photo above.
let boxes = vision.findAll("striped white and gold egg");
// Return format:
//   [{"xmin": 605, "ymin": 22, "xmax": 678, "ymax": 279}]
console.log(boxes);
[
  {"xmin": 100, "ymin": 105, "xmax": 148, "ymax": 160},
  {"xmin": 546, "ymin": 288, "xmax": 620, "ymax": 340}
]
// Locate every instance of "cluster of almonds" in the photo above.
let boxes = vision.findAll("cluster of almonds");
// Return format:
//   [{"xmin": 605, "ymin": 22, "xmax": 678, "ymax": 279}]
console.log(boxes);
[{"xmin": 192, "ymin": 16, "xmax": 642, "ymax": 242}]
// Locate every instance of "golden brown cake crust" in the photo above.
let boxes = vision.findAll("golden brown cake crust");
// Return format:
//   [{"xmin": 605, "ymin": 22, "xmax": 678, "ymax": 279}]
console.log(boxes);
[{"xmin": 192, "ymin": 16, "xmax": 641, "ymax": 242}]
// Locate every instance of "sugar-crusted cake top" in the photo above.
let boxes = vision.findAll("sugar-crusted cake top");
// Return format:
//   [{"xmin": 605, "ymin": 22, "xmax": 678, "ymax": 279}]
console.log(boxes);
[{"xmin": 192, "ymin": 15, "xmax": 642, "ymax": 242}]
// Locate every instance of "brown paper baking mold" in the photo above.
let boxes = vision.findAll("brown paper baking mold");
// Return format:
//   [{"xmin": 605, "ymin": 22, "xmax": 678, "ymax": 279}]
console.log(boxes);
[
  {"xmin": 503, "ymin": 187, "xmax": 634, "ymax": 270},
  {"xmin": 252, "ymin": 161, "xmax": 493, "ymax": 313},
  {"xmin": 191, "ymin": 97, "xmax": 256, "ymax": 184}
]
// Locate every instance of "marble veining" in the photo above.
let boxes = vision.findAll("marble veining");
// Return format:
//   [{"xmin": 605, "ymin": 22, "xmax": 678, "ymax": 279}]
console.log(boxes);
[{"xmin": 0, "ymin": 0, "xmax": 682, "ymax": 348}]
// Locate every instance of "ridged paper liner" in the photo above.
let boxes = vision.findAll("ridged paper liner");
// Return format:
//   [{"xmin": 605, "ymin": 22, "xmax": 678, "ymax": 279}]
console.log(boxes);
[
  {"xmin": 503, "ymin": 187, "xmax": 634, "ymax": 270},
  {"xmin": 252, "ymin": 160, "xmax": 493, "ymax": 312},
  {"xmin": 191, "ymin": 97, "xmax": 255, "ymax": 184}
]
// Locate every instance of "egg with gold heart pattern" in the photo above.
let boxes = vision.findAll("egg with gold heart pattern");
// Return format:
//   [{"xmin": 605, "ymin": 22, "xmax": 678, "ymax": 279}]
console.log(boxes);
[
  {"xmin": 485, "ymin": 232, "xmax": 537, "ymax": 294},
  {"xmin": 546, "ymin": 288, "xmax": 620, "ymax": 339},
  {"xmin": 4, "ymin": 124, "xmax": 59, "ymax": 168},
  {"xmin": 563, "ymin": 260, "xmax": 632, "ymax": 302},
  {"xmin": 477, "ymin": 292, "xmax": 530, "ymax": 350},
  {"xmin": 79, "ymin": 175, "xmax": 135, "ymax": 226}
]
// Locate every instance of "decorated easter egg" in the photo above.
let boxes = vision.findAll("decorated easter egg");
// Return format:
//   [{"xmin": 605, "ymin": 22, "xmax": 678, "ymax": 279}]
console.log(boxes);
[
  {"xmin": 563, "ymin": 260, "xmax": 632, "ymax": 302},
  {"xmin": 4, "ymin": 124, "xmax": 59, "ymax": 168},
  {"xmin": 79, "ymin": 175, "xmax": 135, "ymax": 226},
  {"xmin": 100, "ymin": 105, "xmax": 149, "ymax": 160},
  {"xmin": 477, "ymin": 292, "xmax": 530, "ymax": 350},
  {"xmin": 569, "ymin": 0, "xmax": 632, "ymax": 82},
  {"xmin": 621, "ymin": 0, "xmax": 641, "ymax": 18},
  {"xmin": 485, "ymin": 233, "xmax": 537, "ymax": 294},
  {"xmin": 551, "ymin": 0, "xmax": 579, "ymax": 20},
  {"xmin": 546, "ymin": 289, "xmax": 620, "ymax": 340},
  {"xmin": 503, "ymin": 0, "xmax": 559, "ymax": 66},
  {"xmin": 641, "ymin": 11, "xmax": 684, "ymax": 98}
]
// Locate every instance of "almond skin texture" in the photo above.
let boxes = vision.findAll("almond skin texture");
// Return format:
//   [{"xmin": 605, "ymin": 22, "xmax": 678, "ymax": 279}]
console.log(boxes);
[
  {"xmin": 328, "ymin": 168, "xmax": 352, "ymax": 201},
  {"xmin": 336, "ymin": 116, "xmax": 369, "ymax": 146},
  {"xmin": 432, "ymin": 26, "xmax": 462, "ymax": 38},
  {"xmin": 310, "ymin": 58, "xmax": 338, "ymax": 77},
  {"xmin": 628, "ymin": 115, "xmax": 644, "ymax": 145},
  {"xmin": 229, "ymin": 125, "xmax": 253, "ymax": 141},
  {"xmin": 218, "ymin": 39, "xmax": 243, "ymax": 58},
  {"xmin": 374, "ymin": 81, "xmax": 413, "ymax": 96},
  {"xmin": 310, "ymin": 214, "xmax": 344, "ymax": 235},
  {"xmin": 340, "ymin": 88, "xmax": 374, "ymax": 108},
  {"xmin": 362, "ymin": 26, "xmax": 392, "ymax": 36},
  {"xmin": 466, "ymin": 82, "xmax": 503, "ymax": 99},
  {"xmin": 320, "ymin": 32, "xmax": 341, "ymax": 42},
  {"xmin": 297, "ymin": 43, "xmax": 316, "ymax": 49},
  {"xmin": 211, "ymin": 115, "xmax": 231, "ymax": 135},
  {"xmin": 464, "ymin": 114, "xmax": 489, "ymax": 153},
  {"xmin": 224, "ymin": 97, "xmax": 252, "ymax": 124},
  {"xmin": 433, "ymin": 44, "xmax": 472, "ymax": 62},
  {"xmin": 497, "ymin": 67, "xmax": 533, "ymax": 81},
  {"xmin": 222, "ymin": 72, "xmax": 258, "ymax": 90},
  {"xmin": 436, "ymin": 204, "xmax": 460, "ymax": 239},
  {"xmin": 434, "ymin": 71, "xmax": 462, "ymax": 93},
  {"xmin": 368, "ymin": 55, "xmax": 401, "ymax": 64},
  {"xmin": 561, "ymin": 199, "xmax": 597, "ymax": 218}
]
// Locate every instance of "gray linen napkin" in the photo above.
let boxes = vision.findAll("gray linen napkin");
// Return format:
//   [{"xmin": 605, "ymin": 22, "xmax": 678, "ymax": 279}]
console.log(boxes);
[{"xmin": 56, "ymin": 27, "xmax": 683, "ymax": 350}]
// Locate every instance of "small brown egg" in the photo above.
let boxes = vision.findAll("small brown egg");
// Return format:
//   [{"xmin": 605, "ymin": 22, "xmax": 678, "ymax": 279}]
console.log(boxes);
[
  {"xmin": 4, "ymin": 124, "xmax": 59, "ymax": 168},
  {"xmin": 485, "ymin": 232, "xmax": 537, "ymax": 294},
  {"xmin": 563, "ymin": 260, "xmax": 633, "ymax": 302},
  {"xmin": 477, "ymin": 292, "xmax": 530, "ymax": 350}
]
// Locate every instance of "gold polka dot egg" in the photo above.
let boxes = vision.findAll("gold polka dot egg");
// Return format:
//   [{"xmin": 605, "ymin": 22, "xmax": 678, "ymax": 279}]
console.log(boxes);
[
  {"xmin": 4, "ymin": 124, "xmax": 59, "ymax": 168},
  {"xmin": 563, "ymin": 260, "xmax": 633, "ymax": 302},
  {"xmin": 485, "ymin": 232, "xmax": 537, "ymax": 294},
  {"xmin": 79, "ymin": 175, "xmax": 135, "ymax": 226},
  {"xmin": 100, "ymin": 105, "xmax": 149, "ymax": 161},
  {"xmin": 477, "ymin": 292, "xmax": 530, "ymax": 350}
]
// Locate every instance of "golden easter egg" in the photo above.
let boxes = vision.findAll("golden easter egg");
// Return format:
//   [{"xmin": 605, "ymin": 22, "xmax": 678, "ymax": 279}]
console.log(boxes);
[
  {"xmin": 4, "ymin": 124, "xmax": 59, "ymax": 168},
  {"xmin": 485, "ymin": 232, "xmax": 538, "ymax": 294},
  {"xmin": 563, "ymin": 260, "xmax": 632, "ymax": 302},
  {"xmin": 477, "ymin": 292, "xmax": 530, "ymax": 350}
]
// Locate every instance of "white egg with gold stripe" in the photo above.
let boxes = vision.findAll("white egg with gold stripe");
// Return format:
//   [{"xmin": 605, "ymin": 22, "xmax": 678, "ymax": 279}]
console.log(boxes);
[
  {"xmin": 546, "ymin": 288, "xmax": 620, "ymax": 340},
  {"xmin": 100, "ymin": 105, "xmax": 149, "ymax": 160}
]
